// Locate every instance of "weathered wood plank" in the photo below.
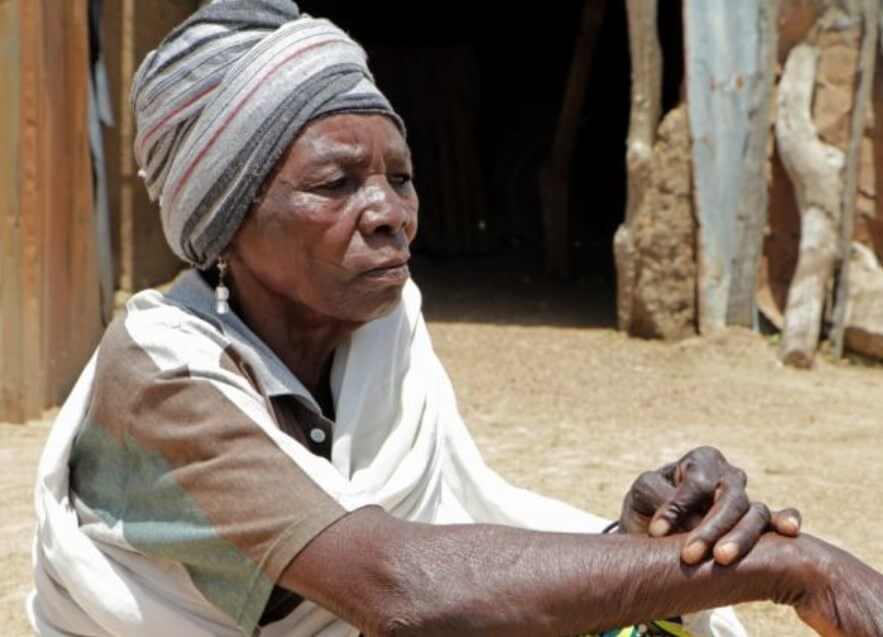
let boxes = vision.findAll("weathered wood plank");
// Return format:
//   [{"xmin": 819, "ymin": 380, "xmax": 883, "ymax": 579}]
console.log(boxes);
[
  {"xmin": 685, "ymin": 0, "xmax": 780, "ymax": 332},
  {"xmin": 614, "ymin": 0, "xmax": 661, "ymax": 331},
  {"xmin": 776, "ymin": 44, "xmax": 844, "ymax": 367},
  {"xmin": 0, "ymin": 0, "xmax": 101, "ymax": 421},
  {"xmin": 830, "ymin": 0, "xmax": 879, "ymax": 357},
  {"xmin": 106, "ymin": 0, "xmax": 195, "ymax": 293},
  {"xmin": 0, "ymin": 0, "xmax": 26, "ymax": 422},
  {"xmin": 42, "ymin": 0, "xmax": 69, "ymax": 404},
  {"xmin": 540, "ymin": 0, "xmax": 605, "ymax": 278},
  {"xmin": 18, "ymin": 0, "xmax": 50, "ymax": 415},
  {"xmin": 54, "ymin": 0, "xmax": 102, "ymax": 403}
]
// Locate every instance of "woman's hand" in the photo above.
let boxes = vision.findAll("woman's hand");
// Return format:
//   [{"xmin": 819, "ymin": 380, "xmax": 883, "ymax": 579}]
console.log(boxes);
[
  {"xmin": 792, "ymin": 535, "xmax": 883, "ymax": 637},
  {"xmin": 619, "ymin": 446, "xmax": 802, "ymax": 564}
]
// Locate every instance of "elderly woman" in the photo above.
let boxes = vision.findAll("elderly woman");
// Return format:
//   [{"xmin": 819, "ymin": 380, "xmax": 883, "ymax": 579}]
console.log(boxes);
[{"xmin": 30, "ymin": 2, "xmax": 883, "ymax": 636}]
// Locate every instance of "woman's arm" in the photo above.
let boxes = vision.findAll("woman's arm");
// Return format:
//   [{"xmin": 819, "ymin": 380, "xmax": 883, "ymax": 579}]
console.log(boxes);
[{"xmin": 279, "ymin": 506, "xmax": 883, "ymax": 637}]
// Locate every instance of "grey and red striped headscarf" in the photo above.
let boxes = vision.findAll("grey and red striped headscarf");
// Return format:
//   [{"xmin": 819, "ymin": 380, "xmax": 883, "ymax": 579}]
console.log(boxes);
[{"xmin": 131, "ymin": 0, "xmax": 403, "ymax": 268}]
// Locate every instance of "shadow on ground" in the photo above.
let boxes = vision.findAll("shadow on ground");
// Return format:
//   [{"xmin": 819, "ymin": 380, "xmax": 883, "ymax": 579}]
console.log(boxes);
[{"xmin": 411, "ymin": 250, "xmax": 615, "ymax": 329}]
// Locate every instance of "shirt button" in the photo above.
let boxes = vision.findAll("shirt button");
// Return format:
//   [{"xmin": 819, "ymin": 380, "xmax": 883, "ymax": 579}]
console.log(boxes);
[{"xmin": 309, "ymin": 428, "xmax": 327, "ymax": 444}]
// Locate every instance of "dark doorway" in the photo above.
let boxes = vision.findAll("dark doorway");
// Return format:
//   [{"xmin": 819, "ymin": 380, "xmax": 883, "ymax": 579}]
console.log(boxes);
[{"xmin": 304, "ymin": 1, "xmax": 682, "ymax": 326}]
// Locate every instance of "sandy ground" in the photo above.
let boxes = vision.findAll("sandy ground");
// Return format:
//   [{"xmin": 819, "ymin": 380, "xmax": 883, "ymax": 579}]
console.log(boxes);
[{"xmin": 2, "ymin": 256, "xmax": 882, "ymax": 636}]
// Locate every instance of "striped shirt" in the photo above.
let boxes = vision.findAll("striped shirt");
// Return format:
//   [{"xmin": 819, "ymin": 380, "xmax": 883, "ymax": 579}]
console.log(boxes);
[{"xmin": 69, "ymin": 270, "xmax": 353, "ymax": 634}]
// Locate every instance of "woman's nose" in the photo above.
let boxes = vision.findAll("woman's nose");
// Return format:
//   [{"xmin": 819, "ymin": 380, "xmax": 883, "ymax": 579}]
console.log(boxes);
[{"xmin": 358, "ymin": 181, "xmax": 410, "ymax": 236}]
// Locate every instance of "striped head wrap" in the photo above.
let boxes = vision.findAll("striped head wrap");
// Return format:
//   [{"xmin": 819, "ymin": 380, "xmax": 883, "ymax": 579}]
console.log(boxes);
[{"xmin": 131, "ymin": 0, "xmax": 403, "ymax": 268}]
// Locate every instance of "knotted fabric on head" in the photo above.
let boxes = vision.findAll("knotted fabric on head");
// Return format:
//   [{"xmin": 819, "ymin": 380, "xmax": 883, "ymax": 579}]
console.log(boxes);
[{"xmin": 131, "ymin": 0, "xmax": 403, "ymax": 268}]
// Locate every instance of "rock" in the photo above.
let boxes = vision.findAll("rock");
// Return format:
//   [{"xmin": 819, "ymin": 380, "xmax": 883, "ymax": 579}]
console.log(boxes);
[
  {"xmin": 844, "ymin": 242, "xmax": 883, "ymax": 360},
  {"xmin": 628, "ymin": 105, "xmax": 697, "ymax": 340}
]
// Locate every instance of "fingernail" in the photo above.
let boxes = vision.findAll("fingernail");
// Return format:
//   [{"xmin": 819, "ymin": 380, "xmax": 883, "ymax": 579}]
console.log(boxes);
[
  {"xmin": 649, "ymin": 519, "xmax": 671, "ymax": 537},
  {"xmin": 683, "ymin": 540, "xmax": 707, "ymax": 563},
  {"xmin": 786, "ymin": 516, "xmax": 800, "ymax": 533},
  {"xmin": 715, "ymin": 542, "xmax": 738, "ymax": 564}
]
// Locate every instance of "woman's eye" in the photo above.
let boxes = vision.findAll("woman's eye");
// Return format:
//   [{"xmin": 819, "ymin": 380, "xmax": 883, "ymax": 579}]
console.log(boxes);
[
  {"xmin": 320, "ymin": 176, "xmax": 350, "ymax": 190},
  {"xmin": 308, "ymin": 175, "xmax": 351, "ymax": 193},
  {"xmin": 389, "ymin": 173, "xmax": 413, "ymax": 187}
]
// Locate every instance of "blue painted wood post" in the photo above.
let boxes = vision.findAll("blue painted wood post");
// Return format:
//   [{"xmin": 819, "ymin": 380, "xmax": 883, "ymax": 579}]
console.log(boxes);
[{"xmin": 685, "ymin": 0, "xmax": 779, "ymax": 332}]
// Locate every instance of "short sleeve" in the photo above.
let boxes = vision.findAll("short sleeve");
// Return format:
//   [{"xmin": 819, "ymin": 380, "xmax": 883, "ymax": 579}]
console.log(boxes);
[{"xmin": 69, "ymin": 308, "xmax": 348, "ymax": 635}]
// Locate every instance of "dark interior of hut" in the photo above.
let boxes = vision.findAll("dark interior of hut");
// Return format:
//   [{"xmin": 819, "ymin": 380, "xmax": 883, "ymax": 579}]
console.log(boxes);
[{"xmin": 305, "ymin": 1, "xmax": 684, "ymax": 326}]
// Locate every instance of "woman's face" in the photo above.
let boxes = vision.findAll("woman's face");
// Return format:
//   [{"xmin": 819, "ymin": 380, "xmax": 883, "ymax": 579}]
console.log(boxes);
[{"xmin": 228, "ymin": 113, "xmax": 418, "ymax": 324}]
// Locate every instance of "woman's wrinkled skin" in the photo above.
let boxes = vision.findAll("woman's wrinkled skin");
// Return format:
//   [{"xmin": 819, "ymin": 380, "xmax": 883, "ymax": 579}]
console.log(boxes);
[
  {"xmin": 224, "ymin": 113, "xmax": 883, "ymax": 637},
  {"xmin": 226, "ymin": 113, "xmax": 417, "ymax": 413}
]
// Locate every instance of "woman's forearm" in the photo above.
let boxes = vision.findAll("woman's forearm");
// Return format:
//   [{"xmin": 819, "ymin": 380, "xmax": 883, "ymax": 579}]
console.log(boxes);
[{"xmin": 283, "ymin": 506, "xmax": 816, "ymax": 637}]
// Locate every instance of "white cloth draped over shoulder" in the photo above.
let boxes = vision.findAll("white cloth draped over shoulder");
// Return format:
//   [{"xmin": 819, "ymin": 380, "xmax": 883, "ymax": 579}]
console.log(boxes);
[{"xmin": 29, "ymin": 279, "xmax": 746, "ymax": 637}]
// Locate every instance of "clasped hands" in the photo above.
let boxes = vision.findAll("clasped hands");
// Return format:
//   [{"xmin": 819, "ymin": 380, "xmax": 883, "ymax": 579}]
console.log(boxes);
[{"xmin": 619, "ymin": 445, "xmax": 801, "ymax": 565}]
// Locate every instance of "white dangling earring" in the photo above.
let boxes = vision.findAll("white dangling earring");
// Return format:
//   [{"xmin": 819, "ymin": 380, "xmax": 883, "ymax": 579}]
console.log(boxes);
[{"xmin": 215, "ymin": 257, "xmax": 230, "ymax": 315}]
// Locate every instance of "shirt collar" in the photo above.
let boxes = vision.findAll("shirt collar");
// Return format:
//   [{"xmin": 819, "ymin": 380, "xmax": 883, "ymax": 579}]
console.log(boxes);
[{"xmin": 165, "ymin": 269, "xmax": 319, "ymax": 407}]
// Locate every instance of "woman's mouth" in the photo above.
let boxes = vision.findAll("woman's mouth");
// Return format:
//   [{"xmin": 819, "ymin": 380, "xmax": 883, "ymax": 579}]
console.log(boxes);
[{"xmin": 361, "ymin": 260, "xmax": 410, "ymax": 285}]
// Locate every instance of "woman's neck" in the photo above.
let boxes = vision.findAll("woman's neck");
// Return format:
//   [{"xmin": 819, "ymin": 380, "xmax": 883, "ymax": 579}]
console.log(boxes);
[{"xmin": 223, "ymin": 274, "xmax": 358, "ymax": 415}]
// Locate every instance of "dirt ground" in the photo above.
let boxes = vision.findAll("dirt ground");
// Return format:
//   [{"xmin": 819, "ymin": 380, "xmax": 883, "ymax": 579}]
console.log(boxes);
[{"xmin": 2, "ymin": 256, "xmax": 882, "ymax": 636}]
